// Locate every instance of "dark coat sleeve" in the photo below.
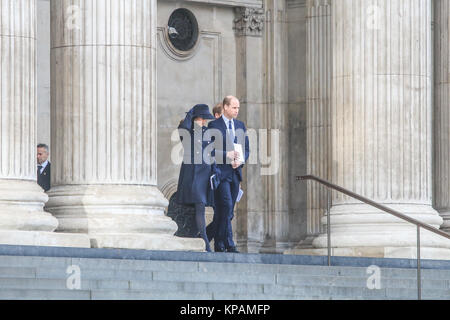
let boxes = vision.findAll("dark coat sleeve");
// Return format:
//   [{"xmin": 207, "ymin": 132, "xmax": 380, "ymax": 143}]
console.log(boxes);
[{"xmin": 176, "ymin": 126, "xmax": 215, "ymax": 207}]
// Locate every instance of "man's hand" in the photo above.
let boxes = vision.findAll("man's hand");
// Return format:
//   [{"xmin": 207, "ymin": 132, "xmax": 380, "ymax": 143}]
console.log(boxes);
[
  {"xmin": 231, "ymin": 160, "xmax": 242, "ymax": 169},
  {"xmin": 227, "ymin": 150, "xmax": 238, "ymax": 161}
]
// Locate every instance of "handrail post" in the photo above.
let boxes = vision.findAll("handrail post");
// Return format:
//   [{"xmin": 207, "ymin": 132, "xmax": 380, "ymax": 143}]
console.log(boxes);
[
  {"xmin": 297, "ymin": 174, "xmax": 450, "ymax": 299},
  {"xmin": 327, "ymin": 188, "xmax": 331, "ymax": 266},
  {"xmin": 417, "ymin": 225, "xmax": 421, "ymax": 300}
]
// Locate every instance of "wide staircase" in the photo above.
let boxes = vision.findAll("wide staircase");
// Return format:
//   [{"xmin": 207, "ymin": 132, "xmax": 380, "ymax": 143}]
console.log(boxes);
[{"xmin": 0, "ymin": 245, "xmax": 449, "ymax": 300}]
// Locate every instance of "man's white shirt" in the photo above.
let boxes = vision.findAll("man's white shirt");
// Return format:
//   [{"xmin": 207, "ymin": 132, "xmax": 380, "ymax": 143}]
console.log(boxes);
[
  {"xmin": 222, "ymin": 115, "xmax": 245, "ymax": 164},
  {"xmin": 38, "ymin": 160, "xmax": 49, "ymax": 174},
  {"xmin": 221, "ymin": 114, "xmax": 235, "ymax": 137}
]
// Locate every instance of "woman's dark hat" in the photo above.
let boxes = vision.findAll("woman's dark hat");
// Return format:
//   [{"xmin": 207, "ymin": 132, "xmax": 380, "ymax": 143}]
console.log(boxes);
[{"xmin": 191, "ymin": 104, "xmax": 215, "ymax": 120}]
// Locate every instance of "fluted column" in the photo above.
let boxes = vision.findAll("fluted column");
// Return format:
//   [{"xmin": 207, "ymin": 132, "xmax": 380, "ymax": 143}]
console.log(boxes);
[
  {"xmin": 234, "ymin": 6, "xmax": 267, "ymax": 253},
  {"xmin": 313, "ymin": 0, "xmax": 450, "ymax": 259},
  {"xmin": 284, "ymin": 0, "xmax": 332, "ymax": 255},
  {"xmin": 46, "ymin": 0, "xmax": 203, "ymax": 251},
  {"xmin": 434, "ymin": 0, "xmax": 450, "ymax": 232},
  {"xmin": 259, "ymin": 0, "xmax": 290, "ymax": 253},
  {"xmin": 0, "ymin": 0, "xmax": 88, "ymax": 247},
  {"xmin": 306, "ymin": 0, "xmax": 332, "ymax": 243}
]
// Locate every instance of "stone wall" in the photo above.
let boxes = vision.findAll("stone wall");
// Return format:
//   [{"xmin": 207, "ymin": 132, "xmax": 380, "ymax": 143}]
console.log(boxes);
[{"xmin": 32, "ymin": 0, "xmax": 309, "ymax": 253}]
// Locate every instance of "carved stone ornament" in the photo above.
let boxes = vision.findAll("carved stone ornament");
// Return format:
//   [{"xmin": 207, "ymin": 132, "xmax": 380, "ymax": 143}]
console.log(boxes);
[{"xmin": 233, "ymin": 7, "xmax": 265, "ymax": 37}]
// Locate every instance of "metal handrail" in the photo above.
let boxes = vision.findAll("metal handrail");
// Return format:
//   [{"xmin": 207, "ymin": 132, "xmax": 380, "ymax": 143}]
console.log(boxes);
[{"xmin": 297, "ymin": 174, "xmax": 450, "ymax": 300}]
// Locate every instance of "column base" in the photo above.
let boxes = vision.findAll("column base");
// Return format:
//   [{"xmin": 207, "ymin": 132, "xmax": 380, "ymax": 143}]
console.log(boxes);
[
  {"xmin": 46, "ymin": 184, "xmax": 206, "ymax": 252},
  {"xmin": 0, "ymin": 180, "xmax": 58, "ymax": 231},
  {"xmin": 285, "ymin": 203, "xmax": 450, "ymax": 260},
  {"xmin": 88, "ymin": 233, "xmax": 205, "ymax": 251},
  {"xmin": 287, "ymin": 236, "xmax": 318, "ymax": 250},
  {"xmin": 236, "ymin": 239, "xmax": 264, "ymax": 254},
  {"xmin": 0, "ymin": 230, "xmax": 90, "ymax": 248},
  {"xmin": 0, "ymin": 180, "xmax": 89, "ymax": 248},
  {"xmin": 438, "ymin": 210, "xmax": 450, "ymax": 232}
]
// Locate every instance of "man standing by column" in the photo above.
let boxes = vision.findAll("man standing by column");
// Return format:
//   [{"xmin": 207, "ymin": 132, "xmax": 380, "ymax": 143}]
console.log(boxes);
[
  {"xmin": 209, "ymin": 96, "xmax": 249, "ymax": 252},
  {"xmin": 37, "ymin": 144, "xmax": 51, "ymax": 192}
]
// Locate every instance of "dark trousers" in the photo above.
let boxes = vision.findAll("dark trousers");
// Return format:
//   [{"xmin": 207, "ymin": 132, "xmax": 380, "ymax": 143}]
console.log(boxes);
[
  {"xmin": 195, "ymin": 202, "xmax": 211, "ymax": 252},
  {"xmin": 213, "ymin": 172, "xmax": 240, "ymax": 250},
  {"xmin": 206, "ymin": 212, "xmax": 217, "ymax": 243}
]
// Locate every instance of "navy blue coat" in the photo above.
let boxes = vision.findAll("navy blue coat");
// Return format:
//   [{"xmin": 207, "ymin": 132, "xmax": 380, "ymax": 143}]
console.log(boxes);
[
  {"xmin": 208, "ymin": 117, "xmax": 250, "ymax": 182},
  {"xmin": 176, "ymin": 120, "xmax": 217, "ymax": 207}
]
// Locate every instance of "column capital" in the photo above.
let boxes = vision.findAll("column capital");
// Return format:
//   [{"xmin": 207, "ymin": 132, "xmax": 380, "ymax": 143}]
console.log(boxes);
[{"xmin": 233, "ymin": 7, "xmax": 265, "ymax": 37}]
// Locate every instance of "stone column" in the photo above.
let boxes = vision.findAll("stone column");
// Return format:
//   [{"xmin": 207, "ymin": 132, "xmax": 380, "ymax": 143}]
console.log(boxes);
[
  {"xmin": 0, "ymin": 0, "xmax": 88, "ymax": 247},
  {"xmin": 259, "ymin": 0, "xmax": 290, "ymax": 253},
  {"xmin": 285, "ymin": 0, "xmax": 331, "ymax": 254},
  {"xmin": 312, "ymin": 0, "xmax": 450, "ymax": 259},
  {"xmin": 234, "ymin": 6, "xmax": 267, "ymax": 253},
  {"xmin": 434, "ymin": 0, "xmax": 450, "ymax": 233},
  {"xmin": 305, "ymin": 0, "xmax": 332, "ymax": 246},
  {"xmin": 46, "ymin": 0, "xmax": 203, "ymax": 251}
]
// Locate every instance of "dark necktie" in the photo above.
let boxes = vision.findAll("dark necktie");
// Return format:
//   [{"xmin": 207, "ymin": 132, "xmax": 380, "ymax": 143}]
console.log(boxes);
[
  {"xmin": 228, "ymin": 120, "xmax": 235, "ymax": 144},
  {"xmin": 37, "ymin": 165, "xmax": 42, "ymax": 176}
]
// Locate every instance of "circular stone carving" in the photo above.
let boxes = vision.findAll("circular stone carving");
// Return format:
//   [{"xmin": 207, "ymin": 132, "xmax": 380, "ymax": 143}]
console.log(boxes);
[{"xmin": 167, "ymin": 8, "xmax": 199, "ymax": 52}]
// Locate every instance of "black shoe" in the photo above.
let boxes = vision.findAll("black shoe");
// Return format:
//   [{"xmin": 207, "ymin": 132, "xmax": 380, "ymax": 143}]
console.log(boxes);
[
  {"xmin": 226, "ymin": 247, "xmax": 239, "ymax": 253},
  {"xmin": 214, "ymin": 246, "xmax": 226, "ymax": 252}
]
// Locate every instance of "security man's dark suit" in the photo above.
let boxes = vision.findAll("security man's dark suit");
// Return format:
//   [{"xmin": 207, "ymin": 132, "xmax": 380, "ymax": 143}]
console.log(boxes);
[{"xmin": 37, "ymin": 162, "xmax": 51, "ymax": 192}]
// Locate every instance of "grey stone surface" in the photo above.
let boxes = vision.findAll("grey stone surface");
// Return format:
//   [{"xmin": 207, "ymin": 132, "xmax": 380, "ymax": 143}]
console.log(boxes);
[
  {"xmin": 152, "ymin": 270, "xmax": 276, "ymax": 285},
  {"xmin": 0, "ymin": 289, "xmax": 91, "ymax": 300},
  {"xmin": 0, "ymin": 252, "xmax": 449, "ymax": 300},
  {"xmin": 3, "ymin": 244, "xmax": 450, "ymax": 270},
  {"xmin": 90, "ymin": 290, "xmax": 213, "ymax": 300},
  {"xmin": 211, "ymin": 292, "xmax": 301, "ymax": 300},
  {"xmin": 0, "ymin": 267, "xmax": 36, "ymax": 278}
]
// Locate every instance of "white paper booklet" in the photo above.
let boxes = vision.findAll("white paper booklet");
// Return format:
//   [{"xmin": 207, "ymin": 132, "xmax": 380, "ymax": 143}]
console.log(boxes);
[
  {"xmin": 210, "ymin": 174, "xmax": 215, "ymax": 190},
  {"xmin": 233, "ymin": 143, "xmax": 245, "ymax": 163},
  {"xmin": 236, "ymin": 188, "xmax": 244, "ymax": 202}
]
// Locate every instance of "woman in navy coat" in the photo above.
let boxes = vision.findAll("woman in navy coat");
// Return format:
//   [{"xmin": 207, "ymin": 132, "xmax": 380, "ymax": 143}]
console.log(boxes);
[{"xmin": 176, "ymin": 104, "xmax": 218, "ymax": 252}]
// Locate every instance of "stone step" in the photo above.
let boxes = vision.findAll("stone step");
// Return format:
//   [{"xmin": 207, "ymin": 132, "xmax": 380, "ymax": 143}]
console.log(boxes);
[
  {"xmin": 4, "ymin": 264, "xmax": 448, "ymax": 285},
  {"xmin": 211, "ymin": 289, "xmax": 450, "ymax": 300},
  {"xmin": 2, "ymin": 255, "xmax": 448, "ymax": 279},
  {"xmin": 275, "ymin": 272, "xmax": 450, "ymax": 289},
  {"xmin": 90, "ymin": 290, "xmax": 213, "ymax": 300},
  {"xmin": 91, "ymin": 290, "xmax": 297, "ymax": 300},
  {"xmin": 0, "ymin": 253, "xmax": 449, "ymax": 300},
  {"xmin": 264, "ymin": 284, "xmax": 450, "ymax": 299},
  {"xmin": 0, "ymin": 284, "xmax": 446, "ymax": 300},
  {"xmin": 0, "ymin": 278, "xmax": 129, "ymax": 290},
  {"xmin": 0, "ymin": 260, "xmax": 448, "ymax": 288},
  {"xmin": 0, "ymin": 267, "xmax": 36, "ymax": 278},
  {"xmin": 0, "ymin": 288, "xmax": 91, "ymax": 300},
  {"xmin": 0, "ymin": 274, "xmax": 447, "ymax": 294}
]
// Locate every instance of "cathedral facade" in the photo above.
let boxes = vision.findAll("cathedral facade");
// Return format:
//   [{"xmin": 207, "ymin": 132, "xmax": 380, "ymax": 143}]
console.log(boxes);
[{"xmin": 1, "ymin": 0, "xmax": 450, "ymax": 259}]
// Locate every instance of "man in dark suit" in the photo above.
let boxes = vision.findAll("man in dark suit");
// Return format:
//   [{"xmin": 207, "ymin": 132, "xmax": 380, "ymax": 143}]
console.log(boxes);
[
  {"xmin": 208, "ymin": 96, "xmax": 249, "ymax": 252},
  {"xmin": 37, "ymin": 144, "xmax": 51, "ymax": 192}
]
